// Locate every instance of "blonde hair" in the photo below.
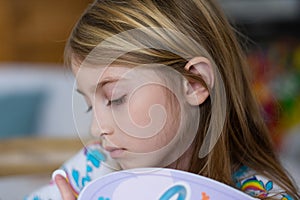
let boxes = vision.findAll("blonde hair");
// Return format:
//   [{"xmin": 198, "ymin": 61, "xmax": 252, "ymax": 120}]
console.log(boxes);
[{"xmin": 65, "ymin": 0, "xmax": 299, "ymax": 198}]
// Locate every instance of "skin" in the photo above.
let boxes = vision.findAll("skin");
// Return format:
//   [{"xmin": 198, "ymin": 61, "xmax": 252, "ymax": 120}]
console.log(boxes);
[
  {"xmin": 73, "ymin": 64, "xmax": 183, "ymax": 168},
  {"xmin": 57, "ymin": 57, "xmax": 211, "ymax": 199},
  {"xmin": 55, "ymin": 175, "xmax": 75, "ymax": 200}
]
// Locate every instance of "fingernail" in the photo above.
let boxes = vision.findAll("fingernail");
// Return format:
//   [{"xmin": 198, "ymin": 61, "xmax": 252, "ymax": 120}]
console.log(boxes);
[{"xmin": 52, "ymin": 169, "xmax": 67, "ymax": 181}]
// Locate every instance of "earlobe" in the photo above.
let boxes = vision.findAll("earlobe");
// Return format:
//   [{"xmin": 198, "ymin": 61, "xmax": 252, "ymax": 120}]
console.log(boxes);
[{"xmin": 184, "ymin": 57, "xmax": 214, "ymax": 106}]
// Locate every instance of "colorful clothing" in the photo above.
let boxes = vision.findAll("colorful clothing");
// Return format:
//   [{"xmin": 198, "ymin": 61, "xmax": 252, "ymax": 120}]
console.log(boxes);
[
  {"xmin": 25, "ymin": 144, "xmax": 293, "ymax": 200},
  {"xmin": 25, "ymin": 143, "xmax": 120, "ymax": 200},
  {"xmin": 233, "ymin": 166, "xmax": 294, "ymax": 200}
]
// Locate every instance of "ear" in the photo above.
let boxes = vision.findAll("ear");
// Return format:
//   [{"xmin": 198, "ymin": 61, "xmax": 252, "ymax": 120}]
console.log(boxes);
[{"xmin": 184, "ymin": 57, "xmax": 214, "ymax": 106}]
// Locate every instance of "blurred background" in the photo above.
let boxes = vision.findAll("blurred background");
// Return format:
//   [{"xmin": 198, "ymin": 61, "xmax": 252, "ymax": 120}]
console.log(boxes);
[{"xmin": 0, "ymin": 0, "xmax": 299, "ymax": 199}]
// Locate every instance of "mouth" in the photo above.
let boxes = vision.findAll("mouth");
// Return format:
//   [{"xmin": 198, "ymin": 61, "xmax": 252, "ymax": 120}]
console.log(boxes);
[{"xmin": 104, "ymin": 146, "xmax": 127, "ymax": 158}]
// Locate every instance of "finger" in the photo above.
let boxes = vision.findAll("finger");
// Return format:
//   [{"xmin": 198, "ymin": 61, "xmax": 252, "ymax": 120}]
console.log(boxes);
[{"xmin": 55, "ymin": 174, "xmax": 76, "ymax": 200}]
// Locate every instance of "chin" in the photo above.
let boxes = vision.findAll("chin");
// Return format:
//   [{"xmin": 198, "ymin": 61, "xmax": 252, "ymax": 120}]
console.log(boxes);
[{"xmin": 117, "ymin": 156, "xmax": 164, "ymax": 170}]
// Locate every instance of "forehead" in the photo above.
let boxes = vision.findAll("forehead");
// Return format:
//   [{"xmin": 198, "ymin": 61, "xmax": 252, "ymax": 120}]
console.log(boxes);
[
  {"xmin": 73, "ymin": 63, "xmax": 133, "ymax": 87},
  {"xmin": 73, "ymin": 63, "xmax": 166, "ymax": 94}
]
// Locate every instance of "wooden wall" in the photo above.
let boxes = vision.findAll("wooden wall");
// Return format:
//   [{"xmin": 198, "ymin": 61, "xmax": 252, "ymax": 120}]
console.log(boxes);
[{"xmin": 0, "ymin": 0, "xmax": 92, "ymax": 64}]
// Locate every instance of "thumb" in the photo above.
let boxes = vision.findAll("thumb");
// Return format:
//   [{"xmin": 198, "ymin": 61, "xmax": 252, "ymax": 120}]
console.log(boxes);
[{"xmin": 55, "ymin": 174, "xmax": 76, "ymax": 200}]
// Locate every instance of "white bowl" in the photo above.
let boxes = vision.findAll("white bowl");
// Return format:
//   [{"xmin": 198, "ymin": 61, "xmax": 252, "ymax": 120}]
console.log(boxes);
[{"xmin": 78, "ymin": 168, "xmax": 255, "ymax": 200}]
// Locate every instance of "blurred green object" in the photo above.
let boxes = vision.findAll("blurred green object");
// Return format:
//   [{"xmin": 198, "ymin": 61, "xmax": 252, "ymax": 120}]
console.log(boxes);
[
  {"xmin": 247, "ymin": 38, "xmax": 300, "ymax": 147},
  {"xmin": 0, "ymin": 91, "xmax": 45, "ymax": 138}
]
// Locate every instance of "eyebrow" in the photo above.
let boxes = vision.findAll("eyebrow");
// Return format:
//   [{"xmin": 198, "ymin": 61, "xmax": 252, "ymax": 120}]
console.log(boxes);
[
  {"xmin": 76, "ymin": 77, "xmax": 124, "ymax": 96},
  {"xmin": 98, "ymin": 78, "xmax": 120, "ymax": 88}
]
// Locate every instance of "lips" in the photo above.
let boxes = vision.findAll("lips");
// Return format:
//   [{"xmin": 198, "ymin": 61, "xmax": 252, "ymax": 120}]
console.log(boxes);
[{"xmin": 104, "ymin": 146, "xmax": 127, "ymax": 158}]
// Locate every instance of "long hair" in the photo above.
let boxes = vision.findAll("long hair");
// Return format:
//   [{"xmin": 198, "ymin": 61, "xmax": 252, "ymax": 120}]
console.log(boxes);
[{"xmin": 65, "ymin": 0, "xmax": 299, "ymax": 198}]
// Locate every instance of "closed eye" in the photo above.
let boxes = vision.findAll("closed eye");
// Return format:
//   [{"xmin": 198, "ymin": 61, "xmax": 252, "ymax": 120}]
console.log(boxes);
[
  {"xmin": 86, "ymin": 106, "xmax": 93, "ymax": 113},
  {"xmin": 107, "ymin": 95, "xmax": 127, "ymax": 106}
]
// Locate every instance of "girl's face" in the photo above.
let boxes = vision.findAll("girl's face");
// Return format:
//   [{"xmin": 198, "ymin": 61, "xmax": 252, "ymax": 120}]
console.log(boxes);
[{"xmin": 73, "ymin": 63, "xmax": 195, "ymax": 169}]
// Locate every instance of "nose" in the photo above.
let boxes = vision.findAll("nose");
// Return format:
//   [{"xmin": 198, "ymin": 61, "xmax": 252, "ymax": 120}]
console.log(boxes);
[{"xmin": 90, "ymin": 110, "xmax": 114, "ymax": 137}]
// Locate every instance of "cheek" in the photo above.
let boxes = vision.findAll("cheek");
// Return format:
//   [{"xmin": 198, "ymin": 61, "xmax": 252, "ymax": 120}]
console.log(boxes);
[
  {"xmin": 125, "ymin": 85, "xmax": 180, "ymax": 152},
  {"xmin": 128, "ymin": 85, "xmax": 166, "ymax": 127}
]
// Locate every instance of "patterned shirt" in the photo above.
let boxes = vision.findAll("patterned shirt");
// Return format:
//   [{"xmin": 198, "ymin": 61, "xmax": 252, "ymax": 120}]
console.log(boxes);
[
  {"xmin": 25, "ymin": 145, "xmax": 294, "ymax": 200},
  {"xmin": 233, "ymin": 166, "xmax": 294, "ymax": 200}
]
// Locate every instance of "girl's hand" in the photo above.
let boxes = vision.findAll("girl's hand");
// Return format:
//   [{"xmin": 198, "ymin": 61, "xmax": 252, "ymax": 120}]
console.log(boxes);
[{"xmin": 55, "ymin": 174, "xmax": 76, "ymax": 200}]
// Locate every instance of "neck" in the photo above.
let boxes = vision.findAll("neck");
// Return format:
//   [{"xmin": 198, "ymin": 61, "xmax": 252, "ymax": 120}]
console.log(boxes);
[{"xmin": 166, "ymin": 143, "xmax": 195, "ymax": 171}]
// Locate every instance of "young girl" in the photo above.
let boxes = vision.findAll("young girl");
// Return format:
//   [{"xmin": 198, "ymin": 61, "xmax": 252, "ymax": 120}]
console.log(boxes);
[{"xmin": 27, "ymin": 0, "xmax": 299, "ymax": 199}]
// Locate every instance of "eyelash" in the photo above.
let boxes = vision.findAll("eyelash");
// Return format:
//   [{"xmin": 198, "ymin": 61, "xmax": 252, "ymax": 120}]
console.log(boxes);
[
  {"xmin": 86, "ymin": 106, "xmax": 92, "ymax": 113},
  {"xmin": 107, "ymin": 95, "xmax": 127, "ymax": 106},
  {"xmin": 85, "ymin": 95, "xmax": 127, "ymax": 113}
]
